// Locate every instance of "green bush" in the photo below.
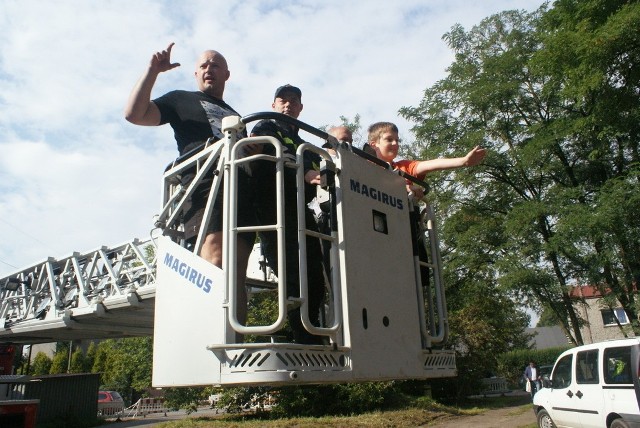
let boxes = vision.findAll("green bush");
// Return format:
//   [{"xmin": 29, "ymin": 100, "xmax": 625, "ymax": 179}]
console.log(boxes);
[
  {"xmin": 429, "ymin": 354, "xmax": 485, "ymax": 404},
  {"xmin": 268, "ymin": 381, "xmax": 404, "ymax": 418},
  {"xmin": 217, "ymin": 386, "xmax": 272, "ymax": 414},
  {"xmin": 497, "ymin": 346, "xmax": 571, "ymax": 387},
  {"xmin": 163, "ymin": 387, "xmax": 209, "ymax": 413}
]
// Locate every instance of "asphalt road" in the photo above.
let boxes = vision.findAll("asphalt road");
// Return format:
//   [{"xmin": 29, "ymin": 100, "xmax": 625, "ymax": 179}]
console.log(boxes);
[{"xmin": 96, "ymin": 406, "xmax": 223, "ymax": 428}]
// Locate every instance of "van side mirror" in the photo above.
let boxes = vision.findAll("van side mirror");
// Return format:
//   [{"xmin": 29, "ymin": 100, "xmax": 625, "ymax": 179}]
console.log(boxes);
[{"xmin": 543, "ymin": 378, "xmax": 552, "ymax": 388}]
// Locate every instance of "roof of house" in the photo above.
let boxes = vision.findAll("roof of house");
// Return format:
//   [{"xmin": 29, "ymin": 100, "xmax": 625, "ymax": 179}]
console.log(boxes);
[
  {"xmin": 569, "ymin": 283, "xmax": 638, "ymax": 299},
  {"xmin": 525, "ymin": 326, "xmax": 571, "ymax": 350},
  {"xmin": 569, "ymin": 285, "xmax": 604, "ymax": 299}
]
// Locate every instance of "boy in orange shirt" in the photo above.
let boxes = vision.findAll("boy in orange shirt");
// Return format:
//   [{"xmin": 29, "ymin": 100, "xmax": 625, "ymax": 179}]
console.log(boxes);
[{"xmin": 367, "ymin": 122, "xmax": 486, "ymax": 198}]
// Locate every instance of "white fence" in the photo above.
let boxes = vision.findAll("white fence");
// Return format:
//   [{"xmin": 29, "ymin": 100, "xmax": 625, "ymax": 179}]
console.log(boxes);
[{"xmin": 124, "ymin": 397, "xmax": 169, "ymax": 418}]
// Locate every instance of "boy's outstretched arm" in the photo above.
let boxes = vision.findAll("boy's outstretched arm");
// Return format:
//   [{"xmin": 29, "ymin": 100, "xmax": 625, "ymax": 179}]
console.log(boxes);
[{"xmin": 414, "ymin": 146, "xmax": 486, "ymax": 176}]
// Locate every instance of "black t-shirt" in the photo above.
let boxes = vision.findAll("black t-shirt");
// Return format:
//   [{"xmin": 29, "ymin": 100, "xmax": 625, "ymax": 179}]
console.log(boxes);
[
  {"xmin": 154, "ymin": 89, "xmax": 248, "ymax": 222},
  {"xmin": 153, "ymin": 90, "xmax": 243, "ymax": 155}
]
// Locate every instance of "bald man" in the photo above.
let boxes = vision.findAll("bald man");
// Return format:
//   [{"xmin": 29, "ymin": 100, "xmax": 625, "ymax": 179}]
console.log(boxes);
[
  {"xmin": 125, "ymin": 43, "xmax": 254, "ymax": 327},
  {"xmin": 327, "ymin": 125, "xmax": 353, "ymax": 144}
]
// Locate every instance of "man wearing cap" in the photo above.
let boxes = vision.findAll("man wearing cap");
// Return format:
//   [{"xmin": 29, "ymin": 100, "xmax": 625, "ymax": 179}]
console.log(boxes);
[{"xmin": 250, "ymin": 85, "xmax": 327, "ymax": 345}]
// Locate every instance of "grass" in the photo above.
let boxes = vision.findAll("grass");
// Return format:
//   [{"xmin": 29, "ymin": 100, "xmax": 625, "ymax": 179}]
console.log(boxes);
[
  {"xmin": 140, "ymin": 394, "xmax": 532, "ymax": 428},
  {"xmin": 158, "ymin": 409, "xmax": 455, "ymax": 428}
]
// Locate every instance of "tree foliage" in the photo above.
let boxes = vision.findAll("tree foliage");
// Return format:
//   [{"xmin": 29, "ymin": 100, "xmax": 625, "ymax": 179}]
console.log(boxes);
[
  {"xmin": 49, "ymin": 342, "xmax": 70, "ymax": 374},
  {"xmin": 94, "ymin": 337, "xmax": 153, "ymax": 403},
  {"xmin": 30, "ymin": 351, "xmax": 52, "ymax": 376},
  {"xmin": 401, "ymin": 0, "xmax": 640, "ymax": 345},
  {"xmin": 269, "ymin": 382, "xmax": 406, "ymax": 418},
  {"xmin": 163, "ymin": 387, "xmax": 209, "ymax": 413},
  {"xmin": 497, "ymin": 346, "xmax": 570, "ymax": 386},
  {"xmin": 69, "ymin": 347, "xmax": 87, "ymax": 373}
]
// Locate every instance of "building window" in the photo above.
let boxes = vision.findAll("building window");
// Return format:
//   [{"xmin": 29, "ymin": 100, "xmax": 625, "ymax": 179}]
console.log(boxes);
[{"xmin": 601, "ymin": 308, "xmax": 629, "ymax": 326}]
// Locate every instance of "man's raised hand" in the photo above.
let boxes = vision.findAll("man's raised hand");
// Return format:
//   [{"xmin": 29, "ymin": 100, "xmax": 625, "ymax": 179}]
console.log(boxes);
[{"xmin": 150, "ymin": 42, "xmax": 181, "ymax": 74}]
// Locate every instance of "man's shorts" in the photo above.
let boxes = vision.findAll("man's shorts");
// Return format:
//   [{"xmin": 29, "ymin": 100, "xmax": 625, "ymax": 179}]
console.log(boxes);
[{"xmin": 183, "ymin": 168, "xmax": 256, "ymax": 245}]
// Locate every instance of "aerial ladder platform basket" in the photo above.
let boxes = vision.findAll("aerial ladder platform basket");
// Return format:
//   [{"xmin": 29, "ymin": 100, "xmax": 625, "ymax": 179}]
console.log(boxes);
[{"xmin": 152, "ymin": 113, "xmax": 456, "ymax": 387}]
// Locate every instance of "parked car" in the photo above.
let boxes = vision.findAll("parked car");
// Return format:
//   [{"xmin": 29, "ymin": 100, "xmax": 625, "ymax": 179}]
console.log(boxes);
[
  {"xmin": 519, "ymin": 364, "xmax": 553, "ymax": 389},
  {"xmin": 98, "ymin": 390, "xmax": 125, "ymax": 417},
  {"xmin": 538, "ymin": 364, "xmax": 553, "ymax": 387},
  {"xmin": 533, "ymin": 338, "xmax": 640, "ymax": 428}
]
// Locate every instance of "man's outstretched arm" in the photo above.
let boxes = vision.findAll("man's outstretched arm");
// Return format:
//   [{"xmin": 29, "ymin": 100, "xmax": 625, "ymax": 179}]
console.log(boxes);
[{"xmin": 125, "ymin": 42, "xmax": 180, "ymax": 126}]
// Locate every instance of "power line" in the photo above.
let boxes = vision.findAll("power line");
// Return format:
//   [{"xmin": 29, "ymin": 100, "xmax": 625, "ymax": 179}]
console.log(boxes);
[
  {"xmin": 0, "ymin": 258, "xmax": 18, "ymax": 269},
  {"xmin": 0, "ymin": 218, "xmax": 59, "ymax": 254}
]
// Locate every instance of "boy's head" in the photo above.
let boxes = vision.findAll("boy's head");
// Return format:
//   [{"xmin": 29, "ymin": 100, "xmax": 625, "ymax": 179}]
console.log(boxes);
[{"xmin": 367, "ymin": 122, "xmax": 399, "ymax": 162}]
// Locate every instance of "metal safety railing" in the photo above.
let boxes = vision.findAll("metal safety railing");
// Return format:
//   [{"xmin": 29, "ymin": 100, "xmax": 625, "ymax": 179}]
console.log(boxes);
[
  {"xmin": 421, "ymin": 204, "xmax": 449, "ymax": 346},
  {"xmin": 224, "ymin": 130, "xmax": 290, "ymax": 336},
  {"xmin": 155, "ymin": 138, "xmax": 225, "ymax": 254},
  {"xmin": 296, "ymin": 143, "xmax": 341, "ymax": 342},
  {"xmin": 157, "ymin": 114, "xmax": 340, "ymax": 342},
  {"xmin": 411, "ymin": 201, "xmax": 449, "ymax": 349},
  {"xmin": 221, "ymin": 116, "xmax": 341, "ymax": 341}
]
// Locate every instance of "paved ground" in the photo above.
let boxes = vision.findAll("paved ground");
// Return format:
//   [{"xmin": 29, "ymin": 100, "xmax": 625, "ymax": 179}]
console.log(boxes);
[
  {"xmin": 96, "ymin": 407, "xmax": 222, "ymax": 428},
  {"xmin": 98, "ymin": 393, "xmax": 538, "ymax": 428},
  {"xmin": 427, "ymin": 402, "xmax": 536, "ymax": 427}
]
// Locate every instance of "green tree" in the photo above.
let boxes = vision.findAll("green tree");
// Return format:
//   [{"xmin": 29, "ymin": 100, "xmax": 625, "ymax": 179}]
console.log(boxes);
[
  {"xmin": 401, "ymin": 0, "xmax": 640, "ymax": 345},
  {"xmin": 49, "ymin": 342, "xmax": 70, "ymax": 374},
  {"xmin": 91, "ymin": 340, "xmax": 110, "ymax": 374},
  {"xmin": 69, "ymin": 347, "xmax": 86, "ymax": 373},
  {"xmin": 246, "ymin": 289, "xmax": 287, "ymax": 341},
  {"xmin": 96, "ymin": 337, "xmax": 153, "ymax": 404},
  {"xmin": 85, "ymin": 341, "xmax": 97, "ymax": 372},
  {"xmin": 30, "ymin": 351, "xmax": 52, "ymax": 376},
  {"xmin": 270, "ymin": 382, "xmax": 401, "ymax": 418},
  {"xmin": 535, "ymin": 0, "xmax": 640, "ymax": 333},
  {"xmin": 433, "ymin": 280, "xmax": 531, "ymax": 401},
  {"xmin": 163, "ymin": 387, "xmax": 208, "ymax": 413},
  {"xmin": 336, "ymin": 114, "xmax": 363, "ymax": 146},
  {"xmin": 536, "ymin": 304, "xmax": 561, "ymax": 327}
]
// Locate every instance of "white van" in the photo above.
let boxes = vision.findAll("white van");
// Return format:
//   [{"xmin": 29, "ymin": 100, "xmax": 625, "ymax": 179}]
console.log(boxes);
[{"xmin": 533, "ymin": 338, "xmax": 640, "ymax": 428}]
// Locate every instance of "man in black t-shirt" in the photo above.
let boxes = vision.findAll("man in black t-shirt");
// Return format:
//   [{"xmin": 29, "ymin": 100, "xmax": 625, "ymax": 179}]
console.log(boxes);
[{"xmin": 125, "ymin": 43, "xmax": 254, "ymax": 327}]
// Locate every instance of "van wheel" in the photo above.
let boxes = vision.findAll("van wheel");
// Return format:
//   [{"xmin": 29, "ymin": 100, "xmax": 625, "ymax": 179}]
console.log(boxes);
[
  {"xmin": 611, "ymin": 419, "xmax": 630, "ymax": 428},
  {"xmin": 537, "ymin": 409, "xmax": 556, "ymax": 428}
]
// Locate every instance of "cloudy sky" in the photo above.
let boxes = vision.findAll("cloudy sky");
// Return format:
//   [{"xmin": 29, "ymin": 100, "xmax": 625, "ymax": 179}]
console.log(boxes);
[{"xmin": 0, "ymin": 0, "xmax": 543, "ymax": 279}]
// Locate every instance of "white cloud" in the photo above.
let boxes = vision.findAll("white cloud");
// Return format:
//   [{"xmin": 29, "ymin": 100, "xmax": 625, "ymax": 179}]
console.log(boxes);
[{"xmin": 0, "ymin": 0, "xmax": 542, "ymax": 276}]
